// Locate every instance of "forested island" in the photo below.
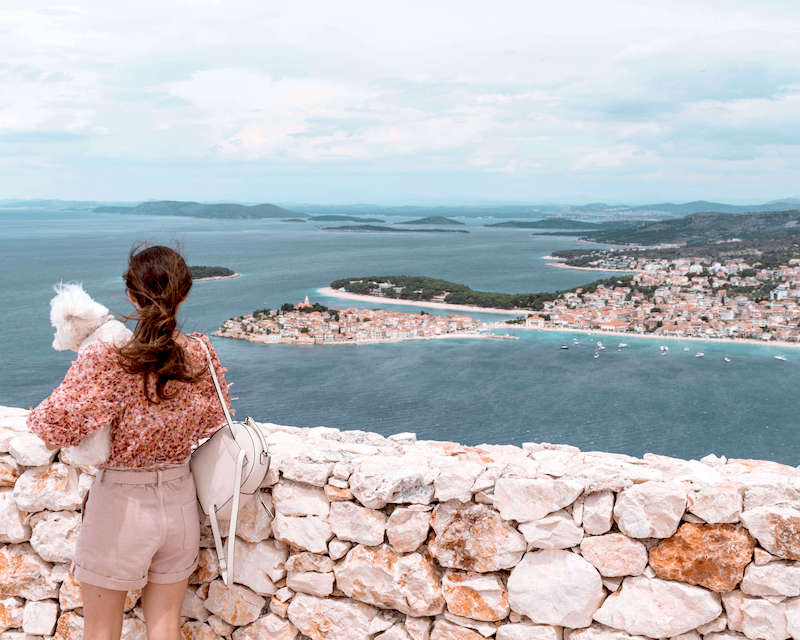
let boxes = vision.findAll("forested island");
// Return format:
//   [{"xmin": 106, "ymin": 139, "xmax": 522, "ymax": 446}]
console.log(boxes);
[
  {"xmin": 320, "ymin": 225, "xmax": 469, "ymax": 234},
  {"xmin": 395, "ymin": 216, "xmax": 464, "ymax": 225},
  {"xmin": 189, "ymin": 266, "xmax": 239, "ymax": 280},
  {"xmin": 95, "ymin": 200, "xmax": 295, "ymax": 219},
  {"xmin": 485, "ymin": 219, "xmax": 606, "ymax": 229}
]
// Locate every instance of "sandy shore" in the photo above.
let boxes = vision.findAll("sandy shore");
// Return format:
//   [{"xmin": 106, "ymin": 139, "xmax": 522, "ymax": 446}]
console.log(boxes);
[
  {"xmin": 485, "ymin": 322, "xmax": 800, "ymax": 350},
  {"xmin": 194, "ymin": 272, "xmax": 240, "ymax": 281},
  {"xmin": 317, "ymin": 287, "xmax": 524, "ymax": 315},
  {"xmin": 541, "ymin": 257, "xmax": 641, "ymax": 274},
  {"xmin": 214, "ymin": 329, "xmax": 518, "ymax": 345}
]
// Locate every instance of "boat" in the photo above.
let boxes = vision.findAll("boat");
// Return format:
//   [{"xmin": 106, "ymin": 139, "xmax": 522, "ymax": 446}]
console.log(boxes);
[
  {"xmin": 724, "ymin": 357, "xmax": 731, "ymax": 363},
  {"xmin": 594, "ymin": 352, "xmax": 600, "ymax": 359},
  {"xmin": 683, "ymin": 347, "xmax": 689, "ymax": 352},
  {"xmin": 560, "ymin": 345, "xmax": 569, "ymax": 350},
  {"xmin": 573, "ymin": 338, "xmax": 579, "ymax": 344},
  {"xmin": 596, "ymin": 341, "xmax": 606, "ymax": 350},
  {"xmin": 618, "ymin": 343, "xmax": 628, "ymax": 348},
  {"xmin": 660, "ymin": 345, "xmax": 669, "ymax": 352},
  {"xmin": 775, "ymin": 355, "xmax": 788, "ymax": 361},
  {"xmin": 695, "ymin": 352, "xmax": 705, "ymax": 358}
]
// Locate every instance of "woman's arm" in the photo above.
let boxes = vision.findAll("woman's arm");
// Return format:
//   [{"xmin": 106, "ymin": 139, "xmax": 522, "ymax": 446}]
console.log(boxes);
[{"xmin": 28, "ymin": 342, "xmax": 120, "ymax": 448}]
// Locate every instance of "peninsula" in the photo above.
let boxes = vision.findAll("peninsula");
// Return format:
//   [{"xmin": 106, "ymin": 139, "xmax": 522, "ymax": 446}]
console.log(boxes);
[
  {"xmin": 214, "ymin": 297, "xmax": 511, "ymax": 345},
  {"xmin": 320, "ymin": 225, "xmax": 469, "ymax": 234}
]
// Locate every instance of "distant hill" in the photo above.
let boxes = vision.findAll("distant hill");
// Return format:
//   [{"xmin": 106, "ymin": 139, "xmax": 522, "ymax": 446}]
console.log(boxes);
[
  {"xmin": 308, "ymin": 215, "xmax": 384, "ymax": 222},
  {"xmin": 95, "ymin": 200, "xmax": 296, "ymax": 219},
  {"xmin": 581, "ymin": 209, "xmax": 800, "ymax": 245},
  {"xmin": 320, "ymin": 224, "xmax": 469, "ymax": 234},
  {"xmin": 486, "ymin": 219, "xmax": 603, "ymax": 229},
  {"xmin": 394, "ymin": 216, "xmax": 464, "ymax": 225}
]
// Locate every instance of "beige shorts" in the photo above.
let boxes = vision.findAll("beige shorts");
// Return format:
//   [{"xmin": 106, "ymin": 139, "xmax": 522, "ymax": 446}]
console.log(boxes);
[{"xmin": 72, "ymin": 464, "xmax": 200, "ymax": 591}]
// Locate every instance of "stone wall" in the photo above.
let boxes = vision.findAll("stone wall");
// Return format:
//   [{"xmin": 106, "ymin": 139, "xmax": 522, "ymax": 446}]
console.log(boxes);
[{"xmin": 0, "ymin": 404, "xmax": 798, "ymax": 640}]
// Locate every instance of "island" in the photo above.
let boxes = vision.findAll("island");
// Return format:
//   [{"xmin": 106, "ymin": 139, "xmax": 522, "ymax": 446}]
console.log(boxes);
[
  {"xmin": 307, "ymin": 215, "xmax": 385, "ymax": 222},
  {"xmin": 281, "ymin": 218, "xmax": 308, "ymax": 222},
  {"xmin": 485, "ymin": 219, "xmax": 604, "ymax": 229},
  {"xmin": 394, "ymin": 216, "xmax": 464, "ymax": 225},
  {"xmin": 213, "ymin": 297, "xmax": 515, "ymax": 345},
  {"xmin": 190, "ymin": 266, "xmax": 239, "ymax": 281},
  {"xmin": 320, "ymin": 224, "xmax": 469, "ymax": 234},
  {"xmin": 95, "ymin": 200, "xmax": 296, "ymax": 219}
]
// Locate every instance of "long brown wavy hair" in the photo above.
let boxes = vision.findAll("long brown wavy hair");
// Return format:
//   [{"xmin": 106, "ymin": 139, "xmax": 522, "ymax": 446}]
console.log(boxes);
[{"xmin": 114, "ymin": 243, "xmax": 207, "ymax": 403}]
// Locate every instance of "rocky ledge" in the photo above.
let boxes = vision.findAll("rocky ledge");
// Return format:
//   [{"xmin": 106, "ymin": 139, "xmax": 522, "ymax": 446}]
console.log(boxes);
[{"xmin": 0, "ymin": 404, "xmax": 799, "ymax": 640}]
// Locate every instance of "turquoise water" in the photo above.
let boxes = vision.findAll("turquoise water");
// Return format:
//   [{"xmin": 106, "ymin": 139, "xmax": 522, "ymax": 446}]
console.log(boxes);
[{"xmin": 2, "ymin": 207, "xmax": 798, "ymax": 463}]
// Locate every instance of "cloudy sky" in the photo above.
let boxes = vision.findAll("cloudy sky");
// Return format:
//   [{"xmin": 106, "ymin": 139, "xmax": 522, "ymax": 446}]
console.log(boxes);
[{"xmin": 2, "ymin": 0, "xmax": 800, "ymax": 204}]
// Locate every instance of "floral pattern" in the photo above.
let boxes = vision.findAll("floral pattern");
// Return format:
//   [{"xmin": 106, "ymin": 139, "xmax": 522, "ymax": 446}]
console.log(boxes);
[{"xmin": 27, "ymin": 332, "xmax": 234, "ymax": 469}]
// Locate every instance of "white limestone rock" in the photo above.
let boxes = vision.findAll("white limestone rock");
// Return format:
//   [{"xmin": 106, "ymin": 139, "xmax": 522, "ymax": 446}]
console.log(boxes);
[
  {"xmin": 0, "ymin": 453, "xmax": 21, "ymax": 487},
  {"xmin": 29, "ymin": 511, "xmax": 81, "ymax": 563},
  {"xmin": 203, "ymin": 580, "xmax": 266, "ymax": 626},
  {"xmin": 0, "ymin": 596, "xmax": 24, "ymax": 633},
  {"xmin": 376, "ymin": 624, "xmax": 414, "ymax": 640},
  {"xmin": 287, "ymin": 592, "xmax": 378, "ymax": 640},
  {"xmin": 493, "ymin": 477, "xmax": 584, "ymax": 523},
  {"xmin": 328, "ymin": 538, "xmax": 352, "ymax": 560},
  {"xmin": 741, "ymin": 561, "xmax": 800, "ymax": 597},
  {"xmin": 442, "ymin": 570, "xmax": 509, "ymax": 622},
  {"xmin": 9, "ymin": 433, "xmax": 58, "ymax": 467},
  {"xmin": 497, "ymin": 623, "xmax": 562, "ymax": 640},
  {"xmin": 507, "ymin": 550, "xmax": 604, "ymax": 628},
  {"xmin": 235, "ymin": 491, "xmax": 274, "ymax": 542},
  {"xmin": 739, "ymin": 595, "xmax": 787, "ymax": 640},
  {"xmin": 405, "ymin": 616, "xmax": 433, "ymax": 640},
  {"xmin": 232, "ymin": 613, "xmax": 297, "ymax": 640},
  {"xmin": 433, "ymin": 458, "xmax": 484, "ymax": 503},
  {"xmin": 122, "ymin": 616, "xmax": 148, "ymax": 640},
  {"xmin": 271, "ymin": 514, "xmax": 332, "ymax": 554},
  {"xmin": 429, "ymin": 501, "xmax": 526, "ymax": 572},
  {"xmin": 387, "ymin": 507, "xmax": 431, "ymax": 553},
  {"xmin": 12, "ymin": 463, "xmax": 82, "ymax": 513},
  {"xmin": 430, "ymin": 619, "xmax": 486, "ymax": 640},
  {"xmin": 442, "ymin": 611, "xmax": 498, "ymax": 637},
  {"xmin": 271, "ymin": 480, "xmax": 330, "ymax": 518},
  {"xmin": 687, "ymin": 484, "xmax": 742, "ymax": 524},
  {"xmin": 285, "ymin": 551, "xmax": 334, "ymax": 573},
  {"xmin": 182, "ymin": 586, "xmax": 210, "ymax": 622},
  {"xmin": 329, "ymin": 501, "xmax": 387, "ymax": 546},
  {"xmin": 581, "ymin": 492, "xmax": 615, "ymax": 535},
  {"xmin": 785, "ymin": 597, "xmax": 800, "ymax": 639},
  {"xmin": 286, "ymin": 571, "xmax": 334, "ymax": 597},
  {"xmin": 517, "ymin": 510, "xmax": 584, "ymax": 549},
  {"xmin": 349, "ymin": 455, "xmax": 435, "ymax": 509},
  {"xmin": 593, "ymin": 575, "xmax": 721, "ymax": 637},
  {"xmin": 53, "ymin": 610, "xmax": 84, "ymax": 639},
  {"xmin": 207, "ymin": 614, "xmax": 234, "ymax": 637},
  {"xmin": 613, "ymin": 481, "xmax": 687, "ymax": 538},
  {"xmin": 279, "ymin": 460, "xmax": 334, "ymax": 487},
  {"xmin": 564, "ymin": 623, "xmax": 647, "ymax": 640},
  {"xmin": 0, "ymin": 543, "xmax": 59, "ymax": 600},
  {"xmin": 368, "ymin": 609, "xmax": 404, "ymax": 634},
  {"xmin": 232, "ymin": 539, "xmax": 287, "ymax": 595},
  {"xmin": 22, "ymin": 599, "xmax": 58, "ymax": 635},
  {"xmin": 579, "ymin": 534, "xmax": 648, "ymax": 577},
  {"xmin": 741, "ymin": 506, "xmax": 800, "ymax": 560},
  {"xmin": 180, "ymin": 620, "xmax": 221, "ymax": 640},
  {"xmin": 334, "ymin": 543, "xmax": 445, "ymax": 616},
  {"xmin": 0, "ymin": 488, "xmax": 31, "ymax": 543},
  {"xmin": 754, "ymin": 548, "xmax": 777, "ymax": 566},
  {"xmin": 696, "ymin": 614, "xmax": 728, "ymax": 634}
]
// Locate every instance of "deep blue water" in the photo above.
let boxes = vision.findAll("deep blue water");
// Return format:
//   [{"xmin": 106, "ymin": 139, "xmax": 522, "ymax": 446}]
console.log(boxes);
[{"xmin": 2, "ymin": 207, "xmax": 798, "ymax": 463}]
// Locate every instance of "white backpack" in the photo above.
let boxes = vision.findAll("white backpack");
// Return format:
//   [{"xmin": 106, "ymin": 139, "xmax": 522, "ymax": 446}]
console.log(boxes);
[{"xmin": 189, "ymin": 336, "xmax": 271, "ymax": 585}]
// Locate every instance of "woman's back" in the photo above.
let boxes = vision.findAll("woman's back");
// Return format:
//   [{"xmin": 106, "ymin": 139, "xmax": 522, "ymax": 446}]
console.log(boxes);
[{"xmin": 27, "ymin": 331, "xmax": 232, "ymax": 469}]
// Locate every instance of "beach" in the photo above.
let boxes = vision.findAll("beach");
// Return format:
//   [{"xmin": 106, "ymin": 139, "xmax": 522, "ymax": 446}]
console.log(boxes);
[
  {"xmin": 541, "ymin": 256, "xmax": 641, "ymax": 274},
  {"xmin": 317, "ymin": 287, "xmax": 524, "ymax": 315},
  {"xmin": 194, "ymin": 272, "xmax": 241, "ymax": 281},
  {"xmin": 214, "ymin": 329, "xmax": 518, "ymax": 346}
]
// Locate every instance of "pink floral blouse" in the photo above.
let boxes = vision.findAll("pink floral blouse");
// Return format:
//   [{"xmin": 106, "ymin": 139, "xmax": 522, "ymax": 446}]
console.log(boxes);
[{"xmin": 27, "ymin": 332, "xmax": 234, "ymax": 469}]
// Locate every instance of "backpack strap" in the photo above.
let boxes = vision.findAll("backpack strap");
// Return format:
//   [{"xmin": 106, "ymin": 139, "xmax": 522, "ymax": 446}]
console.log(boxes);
[{"xmin": 191, "ymin": 335, "xmax": 234, "ymax": 432}]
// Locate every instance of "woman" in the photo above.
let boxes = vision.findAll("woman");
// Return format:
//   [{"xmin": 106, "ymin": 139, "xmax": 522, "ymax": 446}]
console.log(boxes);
[{"xmin": 28, "ymin": 244, "xmax": 232, "ymax": 640}]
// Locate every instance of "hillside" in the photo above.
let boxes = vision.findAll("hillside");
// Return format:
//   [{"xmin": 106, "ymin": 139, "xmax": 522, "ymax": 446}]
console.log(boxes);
[
  {"xmin": 581, "ymin": 210, "xmax": 800, "ymax": 245},
  {"xmin": 394, "ymin": 216, "xmax": 464, "ymax": 225},
  {"xmin": 94, "ymin": 200, "xmax": 296, "ymax": 219}
]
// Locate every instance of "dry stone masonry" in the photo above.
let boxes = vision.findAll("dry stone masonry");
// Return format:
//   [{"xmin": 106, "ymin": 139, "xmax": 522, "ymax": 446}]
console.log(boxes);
[{"xmin": 1, "ymin": 404, "xmax": 799, "ymax": 640}]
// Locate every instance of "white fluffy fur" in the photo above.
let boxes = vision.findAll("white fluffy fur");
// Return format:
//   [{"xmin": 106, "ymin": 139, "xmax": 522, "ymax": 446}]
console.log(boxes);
[{"xmin": 49, "ymin": 282, "xmax": 132, "ymax": 467}]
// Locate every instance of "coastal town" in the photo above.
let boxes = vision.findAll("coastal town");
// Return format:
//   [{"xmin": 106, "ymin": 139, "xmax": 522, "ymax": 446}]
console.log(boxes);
[
  {"xmin": 214, "ymin": 297, "xmax": 504, "ymax": 345},
  {"xmin": 527, "ymin": 255, "xmax": 800, "ymax": 343}
]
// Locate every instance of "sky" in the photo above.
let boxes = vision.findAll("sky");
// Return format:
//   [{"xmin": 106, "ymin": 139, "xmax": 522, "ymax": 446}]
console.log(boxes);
[{"xmin": 2, "ymin": 0, "xmax": 800, "ymax": 205}]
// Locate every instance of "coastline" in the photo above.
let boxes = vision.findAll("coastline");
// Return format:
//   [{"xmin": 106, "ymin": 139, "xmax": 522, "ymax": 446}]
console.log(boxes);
[
  {"xmin": 486, "ymin": 322, "xmax": 800, "ymax": 350},
  {"xmin": 194, "ymin": 272, "xmax": 240, "ymax": 281},
  {"xmin": 317, "ymin": 287, "xmax": 524, "ymax": 315},
  {"xmin": 213, "ymin": 329, "xmax": 518, "ymax": 345},
  {"xmin": 541, "ymin": 256, "xmax": 641, "ymax": 274}
]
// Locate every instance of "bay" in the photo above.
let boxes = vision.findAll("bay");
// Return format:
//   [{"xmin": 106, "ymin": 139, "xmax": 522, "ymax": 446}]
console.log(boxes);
[{"xmin": 1, "ymin": 207, "xmax": 797, "ymax": 463}]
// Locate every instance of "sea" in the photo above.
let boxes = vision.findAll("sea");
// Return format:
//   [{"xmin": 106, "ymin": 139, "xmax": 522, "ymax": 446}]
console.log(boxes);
[{"xmin": 2, "ymin": 206, "xmax": 798, "ymax": 464}]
